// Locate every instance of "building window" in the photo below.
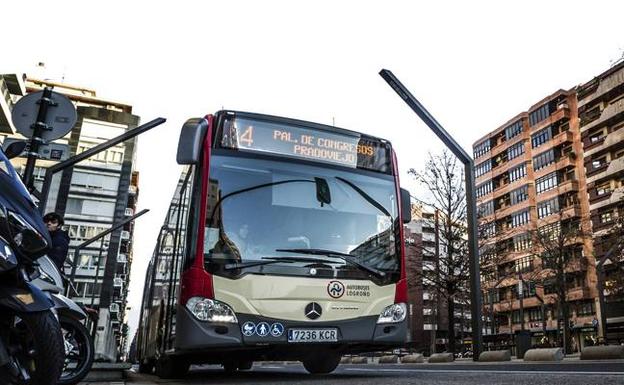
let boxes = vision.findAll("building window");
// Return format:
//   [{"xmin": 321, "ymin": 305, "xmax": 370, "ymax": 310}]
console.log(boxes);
[
  {"xmin": 536, "ymin": 172, "xmax": 559, "ymax": 194},
  {"xmin": 513, "ymin": 233, "xmax": 532, "ymax": 252},
  {"xmin": 508, "ymin": 163, "xmax": 527, "ymax": 183},
  {"xmin": 600, "ymin": 211, "xmax": 613, "ymax": 224},
  {"xmin": 596, "ymin": 182, "xmax": 611, "ymax": 196},
  {"xmin": 507, "ymin": 142, "xmax": 525, "ymax": 160},
  {"xmin": 538, "ymin": 221, "xmax": 561, "ymax": 241},
  {"xmin": 512, "ymin": 310, "xmax": 523, "ymax": 324},
  {"xmin": 589, "ymin": 129, "xmax": 605, "ymax": 143},
  {"xmin": 476, "ymin": 180, "xmax": 493, "ymax": 198},
  {"xmin": 537, "ymin": 197, "xmax": 560, "ymax": 219},
  {"xmin": 505, "ymin": 120, "xmax": 523, "ymax": 140},
  {"xmin": 478, "ymin": 200, "xmax": 495, "ymax": 218},
  {"xmin": 515, "ymin": 256, "xmax": 533, "ymax": 273},
  {"xmin": 482, "ymin": 221, "xmax": 496, "ymax": 238},
  {"xmin": 528, "ymin": 307, "xmax": 543, "ymax": 321},
  {"xmin": 510, "ymin": 185, "xmax": 529, "ymax": 205},
  {"xmin": 533, "ymin": 149, "xmax": 556, "ymax": 170},
  {"xmin": 475, "ymin": 159, "xmax": 492, "ymax": 177},
  {"xmin": 474, "ymin": 140, "xmax": 491, "ymax": 158},
  {"xmin": 531, "ymin": 126, "xmax": 553, "ymax": 148},
  {"xmin": 511, "ymin": 210, "xmax": 530, "ymax": 228},
  {"xmin": 577, "ymin": 301, "xmax": 595, "ymax": 316},
  {"xmin": 529, "ymin": 103, "xmax": 552, "ymax": 126}
]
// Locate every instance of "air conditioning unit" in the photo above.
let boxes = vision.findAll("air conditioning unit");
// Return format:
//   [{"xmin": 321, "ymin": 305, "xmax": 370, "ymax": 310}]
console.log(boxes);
[
  {"xmin": 113, "ymin": 277, "xmax": 123, "ymax": 287},
  {"xmin": 120, "ymin": 230, "xmax": 130, "ymax": 240},
  {"xmin": 124, "ymin": 208, "xmax": 134, "ymax": 216},
  {"xmin": 110, "ymin": 303, "xmax": 120, "ymax": 313},
  {"xmin": 117, "ymin": 254, "xmax": 127, "ymax": 263}
]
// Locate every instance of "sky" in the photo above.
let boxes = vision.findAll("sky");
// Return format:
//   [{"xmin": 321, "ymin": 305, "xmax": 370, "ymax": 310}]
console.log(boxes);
[{"xmin": 3, "ymin": 0, "xmax": 624, "ymax": 348}]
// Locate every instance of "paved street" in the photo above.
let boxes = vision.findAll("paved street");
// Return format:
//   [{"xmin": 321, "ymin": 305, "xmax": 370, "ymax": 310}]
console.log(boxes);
[{"xmin": 119, "ymin": 361, "xmax": 624, "ymax": 385}]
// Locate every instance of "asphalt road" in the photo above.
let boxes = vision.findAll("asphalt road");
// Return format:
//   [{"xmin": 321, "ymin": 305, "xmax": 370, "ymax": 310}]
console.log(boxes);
[{"xmin": 126, "ymin": 361, "xmax": 624, "ymax": 385}]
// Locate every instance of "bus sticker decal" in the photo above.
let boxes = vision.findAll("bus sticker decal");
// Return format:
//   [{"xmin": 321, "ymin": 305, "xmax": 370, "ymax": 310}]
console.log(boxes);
[
  {"xmin": 327, "ymin": 280, "xmax": 345, "ymax": 299},
  {"xmin": 256, "ymin": 322, "xmax": 271, "ymax": 337},
  {"xmin": 242, "ymin": 321, "xmax": 256, "ymax": 336},
  {"xmin": 270, "ymin": 323, "xmax": 284, "ymax": 337}
]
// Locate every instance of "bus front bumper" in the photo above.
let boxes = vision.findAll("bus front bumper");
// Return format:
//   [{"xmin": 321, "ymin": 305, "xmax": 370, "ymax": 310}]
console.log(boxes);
[{"xmin": 175, "ymin": 307, "xmax": 408, "ymax": 353}]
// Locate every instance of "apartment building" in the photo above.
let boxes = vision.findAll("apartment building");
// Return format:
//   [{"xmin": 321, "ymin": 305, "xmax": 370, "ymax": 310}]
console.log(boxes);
[
  {"xmin": 0, "ymin": 74, "xmax": 141, "ymax": 361},
  {"xmin": 473, "ymin": 90, "xmax": 599, "ymax": 351},
  {"xmin": 405, "ymin": 205, "xmax": 472, "ymax": 354},
  {"xmin": 577, "ymin": 60, "xmax": 624, "ymax": 342}
]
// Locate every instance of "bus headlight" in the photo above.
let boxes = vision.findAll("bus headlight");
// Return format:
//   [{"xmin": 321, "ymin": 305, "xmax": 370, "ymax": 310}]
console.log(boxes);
[
  {"xmin": 185, "ymin": 297, "xmax": 238, "ymax": 323},
  {"xmin": 377, "ymin": 303, "xmax": 407, "ymax": 324}
]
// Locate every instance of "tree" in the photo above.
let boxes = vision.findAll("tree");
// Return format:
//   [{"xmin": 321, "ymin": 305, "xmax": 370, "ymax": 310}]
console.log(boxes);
[
  {"xmin": 408, "ymin": 150, "xmax": 469, "ymax": 353},
  {"xmin": 528, "ymin": 210, "xmax": 590, "ymax": 354}
]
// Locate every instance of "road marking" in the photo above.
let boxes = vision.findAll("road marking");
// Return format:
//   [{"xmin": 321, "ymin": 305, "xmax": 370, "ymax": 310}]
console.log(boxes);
[{"xmin": 344, "ymin": 368, "xmax": 624, "ymax": 376}]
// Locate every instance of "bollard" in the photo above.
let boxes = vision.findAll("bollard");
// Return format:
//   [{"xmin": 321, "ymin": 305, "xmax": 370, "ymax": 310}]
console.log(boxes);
[
  {"xmin": 580, "ymin": 345, "xmax": 624, "ymax": 360},
  {"xmin": 478, "ymin": 350, "xmax": 511, "ymax": 362},
  {"xmin": 523, "ymin": 348, "xmax": 564, "ymax": 362},
  {"xmin": 340, "ymin": 356, "xmax": 352, "ymax": 364},
  {"xmin": 378, "ymin": 355, "xmax": 399, "ymax": 364},
  {"xmin": 428, "ymin": 353, "xmax": 454, "ymax": 363},
  {"xmin": 351, "ymin": 356, "xmax": 369, "ymax": 364},
  {"xmin": 400, "ymin": 354, "xmax": 425, "ymax": 364}
]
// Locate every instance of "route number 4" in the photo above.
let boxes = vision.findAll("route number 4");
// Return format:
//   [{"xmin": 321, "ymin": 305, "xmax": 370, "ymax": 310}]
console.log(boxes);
[{"xmin": 239, "ymin": 126, "xmax": 254, "ymax": 147}]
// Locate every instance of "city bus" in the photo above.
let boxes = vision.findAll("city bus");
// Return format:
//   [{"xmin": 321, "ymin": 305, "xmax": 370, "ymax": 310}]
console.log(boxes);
[{"xmin": 136, "ymin": 110, "xmax": 412, "ymax": 377}]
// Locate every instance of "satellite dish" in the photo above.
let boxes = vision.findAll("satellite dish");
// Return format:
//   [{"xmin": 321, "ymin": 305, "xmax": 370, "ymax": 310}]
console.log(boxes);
[{"xmin": 11, "ymin": 90, "xmax": 77, "ymax": 141}]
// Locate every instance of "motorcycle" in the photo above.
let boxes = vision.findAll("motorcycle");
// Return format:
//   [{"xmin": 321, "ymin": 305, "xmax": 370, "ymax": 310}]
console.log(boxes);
[
  {"xmin": 33, "ymin": 256, "xmax": 94, "ymax": 385},
  {"xmin": 0, "ymin": 142, "xmax": 65, "ymax": 384}
]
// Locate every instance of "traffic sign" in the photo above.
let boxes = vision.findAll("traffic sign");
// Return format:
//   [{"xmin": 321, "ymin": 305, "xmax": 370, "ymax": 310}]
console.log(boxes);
[{"xmin": 12, "ymin": 90, "xmax": 77, "ymax": 141}]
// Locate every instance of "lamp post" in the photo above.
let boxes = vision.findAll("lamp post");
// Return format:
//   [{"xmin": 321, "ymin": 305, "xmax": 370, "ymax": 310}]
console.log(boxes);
[{"xmin": 379, "ymin": 69, "xmax": 483, "ymax": 360}]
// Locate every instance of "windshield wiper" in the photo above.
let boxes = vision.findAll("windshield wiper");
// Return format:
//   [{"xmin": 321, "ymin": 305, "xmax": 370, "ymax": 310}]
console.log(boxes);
[
  {"xmin": 276, "ymin": 248, "xmax": 386, "ymax": 279},
  {"xmin": 223, "ymin": 256, "xmax": 334, "ymax": 271}
]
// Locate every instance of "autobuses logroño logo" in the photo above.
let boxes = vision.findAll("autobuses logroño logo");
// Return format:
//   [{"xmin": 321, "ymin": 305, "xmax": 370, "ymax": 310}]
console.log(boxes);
[{"xmin": 327, "ymin": 281, "xmax": 345, "ymax": 298}]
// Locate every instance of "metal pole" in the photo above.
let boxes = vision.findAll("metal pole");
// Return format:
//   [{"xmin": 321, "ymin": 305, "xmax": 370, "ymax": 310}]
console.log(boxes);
[
  {"xmin": 38, "ymin": 117, "xmax": 165, "ymax": 213},
  {"xmin": 379, "ymin": 69, "xmax": 483, "ymax": 360},
  {"xmin": 23, "ymin": 87, "xmax": 55, "ymax": 190},
  {"xmin": 518, "ymin": 272, "xmax": 525, "ymax": 332}
]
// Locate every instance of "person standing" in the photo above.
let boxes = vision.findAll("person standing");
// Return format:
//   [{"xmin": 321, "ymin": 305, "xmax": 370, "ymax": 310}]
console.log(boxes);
[{"xmin": 43, "ymin": 212, "xmax": 70, "ymax": 271}]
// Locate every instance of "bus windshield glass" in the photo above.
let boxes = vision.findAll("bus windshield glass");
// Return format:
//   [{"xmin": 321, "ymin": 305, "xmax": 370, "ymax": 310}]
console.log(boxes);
[{"xmin": 203, "ymin": 153, "xmax": 400, "ymax": 281}]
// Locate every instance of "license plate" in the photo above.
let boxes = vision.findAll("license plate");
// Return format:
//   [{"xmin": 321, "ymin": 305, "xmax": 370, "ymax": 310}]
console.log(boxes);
[{"xmin": 287, "ymin": 328, "xmax": 338, "ymax": 343}]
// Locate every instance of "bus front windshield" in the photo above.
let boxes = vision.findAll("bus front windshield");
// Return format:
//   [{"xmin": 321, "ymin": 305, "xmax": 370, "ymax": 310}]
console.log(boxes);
[{"xmin": 203, "ymin": 153, "xmax": 401, "ymax": 282}]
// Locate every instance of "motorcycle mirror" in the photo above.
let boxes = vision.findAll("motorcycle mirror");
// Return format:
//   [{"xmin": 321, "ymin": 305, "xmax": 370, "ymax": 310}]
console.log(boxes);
[
  {"xmin": 15, "ymin": 228, "xmax": 48, "ymax": 255},
  {"xmin": 4, "ymin": 141, "xmax": 27, "ymax": 159}
]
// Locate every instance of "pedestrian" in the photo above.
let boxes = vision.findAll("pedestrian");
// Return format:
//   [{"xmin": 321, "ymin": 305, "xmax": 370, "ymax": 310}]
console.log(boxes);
[{"xmin": 43, "ymin": 212, "xmax": 70, "ymax": 271}]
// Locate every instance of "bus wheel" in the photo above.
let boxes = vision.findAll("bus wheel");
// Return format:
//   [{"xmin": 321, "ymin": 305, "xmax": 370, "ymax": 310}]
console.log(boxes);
[
  {"xmin": 302, "ymin": 353, "xmax": 341, "ymax": 374},
  {"xmin": 238, "ymin": 361, "xmax": 253, "ymax": 370},
  {"xmin": 155, "ymin": 356, "xmax": 189, "ymax": 378}
]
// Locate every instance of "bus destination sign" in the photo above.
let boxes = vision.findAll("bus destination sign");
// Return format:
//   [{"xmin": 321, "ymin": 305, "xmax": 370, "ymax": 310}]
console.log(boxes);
[{"xmin": 221, "ymin": 117, "xmax": 391, "ymax": 173}]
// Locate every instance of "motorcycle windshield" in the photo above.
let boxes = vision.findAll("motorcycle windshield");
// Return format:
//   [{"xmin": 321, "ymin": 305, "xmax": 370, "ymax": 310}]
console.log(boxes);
[{"xmin": 0, "ymin": 148, "xmax": 50, "ymax": 245}]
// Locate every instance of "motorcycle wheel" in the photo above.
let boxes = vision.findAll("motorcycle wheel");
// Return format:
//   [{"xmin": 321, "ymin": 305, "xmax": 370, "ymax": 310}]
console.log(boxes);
[
  {"xmin": 57, "ymin": 316, "xmax": 94, "ymax": 385},
  {"xmin": 0, "ymin": 311, "xmax": 64, "ymax": 385}
]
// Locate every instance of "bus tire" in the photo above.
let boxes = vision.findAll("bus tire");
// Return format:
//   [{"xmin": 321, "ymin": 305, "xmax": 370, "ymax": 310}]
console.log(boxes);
[
  {"xmin": 302, "ymin": 353, "xmax": 341, "ymax": 374},
  {"xmin": 155, "ymin": 356, "xmax": 189, "ymax": 379},
  {"xmin": 222, "ymin": 362, "xmax": 238, "ymax": 373},
  {"xmin": 238, "ymin": 360, "xmax": 253, "ymax": 370}
]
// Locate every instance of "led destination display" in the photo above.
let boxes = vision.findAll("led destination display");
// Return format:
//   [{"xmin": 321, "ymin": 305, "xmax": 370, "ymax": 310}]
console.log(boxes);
[{"xmin": 221, "ymin": 116, "xmax": 391, "ymax": 173}]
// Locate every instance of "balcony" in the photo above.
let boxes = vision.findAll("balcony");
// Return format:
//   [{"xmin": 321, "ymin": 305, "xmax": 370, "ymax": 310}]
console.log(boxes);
[
  {"xmin": 537, "ymin": 180, "xmax": 579, "ymax": 201},
  {"xmin": 531, "ymin": 106, "xmax": 571, "ymax": 133},
  {"xmin": 587, "ymin": 157, "xmax": 624, "ymax": 185},
  {"xmin": 566, "ymin": 286, "xmax": 592, "ymax": 302},
  {"xmin": 493, "ymin": 179, "xmax": 527, "ymax": 199},
  {"xmin": 495, "ymin": 199, "xmax": 531, "ymax": 220},
  {"xmin": 582, "ymin": 99, "xmax": 624, "ymax": 134},
  {"xmin": 536, "ymin": 204, "xmax": 582, "ymax": 225},
  {"xmin": 534, "ymin": 156, "xmax": 576, "ymax": 179},
  {"xmin": 578, "ymin": 67, "xmax": 624, "ymax": 109},
  {"xmin": 585, "ymin": 126, "xmax": 624, "ymax": 159},
  {"xmin": 590, "ymin": 186, "xmax": 624, "ymax": 211}
]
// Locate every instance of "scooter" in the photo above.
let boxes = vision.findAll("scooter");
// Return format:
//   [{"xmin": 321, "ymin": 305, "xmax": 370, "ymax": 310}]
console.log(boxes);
[
  {"xmin": 32, "ymin": 256, "xmax": 95, "ymax": 385},
  {"xmin": 0, "ymin": 142, "xmax": 65, "ymax": 384}
]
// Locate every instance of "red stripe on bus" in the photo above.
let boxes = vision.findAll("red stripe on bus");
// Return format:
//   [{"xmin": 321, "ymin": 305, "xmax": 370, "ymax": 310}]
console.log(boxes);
[{"xmin": 391, "ymin": 149, "xmax": 408, "ymax": 304}]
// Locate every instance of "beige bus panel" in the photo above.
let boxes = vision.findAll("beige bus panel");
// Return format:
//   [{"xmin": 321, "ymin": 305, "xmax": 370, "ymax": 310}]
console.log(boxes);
[{"xmin": 213, "ymin": 275, "xmax": 396, "ymax": 321}]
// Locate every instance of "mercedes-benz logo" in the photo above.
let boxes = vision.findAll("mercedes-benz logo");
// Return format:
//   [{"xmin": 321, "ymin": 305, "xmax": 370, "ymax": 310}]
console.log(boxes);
[{"xmin": 305, "ymin": 302, "xmax": 322, "ymax": 320}]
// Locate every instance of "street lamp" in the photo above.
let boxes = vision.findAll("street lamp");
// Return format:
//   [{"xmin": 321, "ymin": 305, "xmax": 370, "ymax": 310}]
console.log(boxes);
[{"xmin": 379, "ymin": 69, "xmax": 483, "ymax": 360}]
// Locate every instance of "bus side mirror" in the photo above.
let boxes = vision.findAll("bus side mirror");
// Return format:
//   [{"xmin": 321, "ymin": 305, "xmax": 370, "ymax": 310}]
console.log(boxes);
[
  {"xmin": 400, "ymin": 188, "xmax": 411, "ymax": 224},
  {"xmin": 177, "ymin": 118, "xmax": 208, "ymax": 165}
]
